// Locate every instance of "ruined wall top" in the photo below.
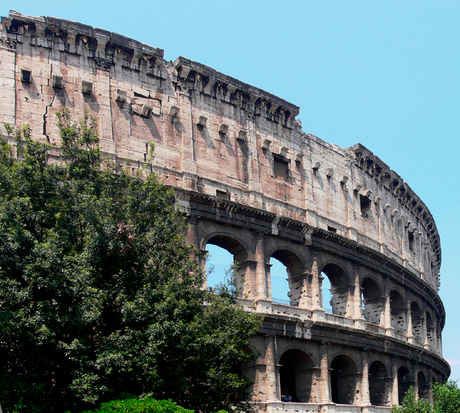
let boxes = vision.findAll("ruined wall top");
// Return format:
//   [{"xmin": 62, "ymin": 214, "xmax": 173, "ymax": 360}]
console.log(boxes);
[
  {"xmin": 0, "ymin": 10, "xmax": 442, "ymax": 290},
  {"xmin": 2, "ymin": 10, "xmax": 164, "ymax": 60}
]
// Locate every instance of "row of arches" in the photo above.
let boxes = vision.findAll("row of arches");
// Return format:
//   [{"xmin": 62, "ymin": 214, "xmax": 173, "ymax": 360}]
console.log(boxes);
[
  {"xmin": 205, "ymin": 233, "xmax": 440, "ymax": 352},
  {"xmin": 274, "ymin": 348, "xmax": 433, "ymax": 406}
]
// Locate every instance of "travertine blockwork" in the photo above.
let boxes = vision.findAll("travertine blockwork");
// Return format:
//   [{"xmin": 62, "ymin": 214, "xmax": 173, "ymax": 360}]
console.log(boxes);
[{"xmin": 0, "ymin": 11, "xmax": 449, "ymax": 412}]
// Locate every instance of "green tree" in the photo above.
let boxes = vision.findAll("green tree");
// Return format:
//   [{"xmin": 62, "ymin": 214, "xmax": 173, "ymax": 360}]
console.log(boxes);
[
  {"xmin": 392, "ymin": 387, "xmax": 433, "ymax": 413},
  {"xmin": 392, "ymin": 381, "xmax": 460, "ymax": 413},
  {"xmin": 0, "ymin": 110, "xmax": 262, "ymax": 413},
  {"xmin": 433, "ymin": 381, "xmax": 460, "ymax": 413}
]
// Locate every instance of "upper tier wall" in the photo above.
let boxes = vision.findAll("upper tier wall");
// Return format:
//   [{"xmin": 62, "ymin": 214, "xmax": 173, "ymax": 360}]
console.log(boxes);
[{"xmin": 0, "ymin": 10, "xmax": 441, "ymax": 291}]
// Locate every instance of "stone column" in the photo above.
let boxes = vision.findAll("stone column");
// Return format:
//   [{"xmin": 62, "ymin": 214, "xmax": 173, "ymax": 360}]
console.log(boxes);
[
  {"xmin": 413, "ymin": 368, "xmax": 419, "ymax": 400},
  {"xmin": 406, "ymin": 297, "xmax": 414, "ymax": 343},
  {"xmin": 432, "ymin": 322, "xmax": 438, "ymax": 353},
  {"xmin": 310, "ymin": 247, "xmax": 325, "ymax": 320},
  {"xmin": 253, "ymin": 231, "xmax": 269, "ymax": 302},
  {"xmin": 352, "ymin": 262, "xmax": 365, "ymax": 328},
  {"xmin": 265, "ymin": 261, "xmax": 273, "ymax": 301},
  {"xmin": 237, "ymin": 259, "xmax": 258, "ymax": 300},
  {"xmin": 181, "ymin": 88, "xmax": 198, "ymax": 175},
  {"xmin": 96, "ymin": 69, "xmax": 113, "ymax": 141},
  {"xmin": 319, "ymin": 342, "xmax": 330, "ymax": 403},
  {"xmin": 265, "ymin": 335, "xmax": 278, "ymax": 401},
  {"xmin": 383, "ymin": 279, "xmax": 394, "ymax": 336},
  {"xmin": 360, "ymin": 351, "xmax": 371, "ymax": 406},
  {"xmin": 0, "ymin": 46, "xmax": 16, "ymax": 127},
  {"xmin": 436, "ymin": 320, "xmax": 442, "ymax": 356},
  {"xmin": 185, "ymin": 214, "xmax": 206, "ymax": 288},
  {"xmin": 185, "ymin": 214, "xmax": 200, "ymax": 249},
  {"xmin": 298, "ymin": 272, "xmax": 312, "ymax": 308},
  {"xmin": 427, "ymin": 370, "xmax": 434, "ymax": 403},
  {"xmin": 422, "ymin": 301, "xmax": 429, "ymax": 349},
  {"xmin": 391, "ymin": 360, "xmax": 399, "ymax": 406},
  {"xmin": 246, "ymin": 98, "xmax": 263, "ymax": 195}
]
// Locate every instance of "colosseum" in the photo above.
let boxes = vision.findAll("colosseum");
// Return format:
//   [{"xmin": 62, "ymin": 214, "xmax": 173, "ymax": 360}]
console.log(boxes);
[{"xmin": 0, "ymin": 11, "xmax": 450, "ymax": 412}]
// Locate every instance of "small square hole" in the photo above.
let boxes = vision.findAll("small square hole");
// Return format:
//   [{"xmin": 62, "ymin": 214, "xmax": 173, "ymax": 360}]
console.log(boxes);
[
  {"xmin": 82, "ymin": 80, "xmax": 93, "ymax": 94},
  {"xmin": 52, "ymin": 74, "xmax": 63, "ymax": 88},
  {"xmin": 216, "ymin": 190, "xmax": 230, "ymax": 200},
  {"xmin": 21, "ymin": 69, "xmax": 32, "ymax": 83}
]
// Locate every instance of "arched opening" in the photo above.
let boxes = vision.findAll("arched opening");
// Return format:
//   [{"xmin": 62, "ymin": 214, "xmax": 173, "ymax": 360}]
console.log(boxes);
[
  {"xmin": 279, "ymin": 349, "xmax": 314, "ymax": 402},
  {"xmin": 361, "ymin": 277, "xmax": 383, "ymax": 325},
  {"xmin": 411, "ymin": 302, "xmax": 422, "ymax": 342},
  {"xmin": 390, "ymin": 290, "xmax": 406, "ymax": 334},
  {"xmin": 369, "ymin": 361, "xmax": 390, "ymax": 406},
  {"xmin": 271, "ymin": 250, "xmax": 304, "ymax": 307},
  {"xmin": 321, "ymin": 264, "xmax": 350, "ymax": 316},
  {"xmin": 206, "ymin": 235, "xmax": 248, "ymax": 297},
  {"xmin": 270, "ymin": 257, "xmax": 290, "ymax": 305},
  {"xmin": 206, "ymin": 244, "xmax": 233, "ymax": 290},
  {"xmin": 330, "ymin": 355, "xmax": 358, "ymax": 405},
  {"xmin": 398, "ymin": 366, "xmax": 412, "ymax": 405},
  {"xmin": 426, "ymin": 312, "xmax": 435, "ymax": 350},
  {"xmin": 418, "ymin": 371, "xmax": 429, "ymax": 400},
  {"xmin": 322, "ymin": 276, "xmax": 333, "ymax": 313}
]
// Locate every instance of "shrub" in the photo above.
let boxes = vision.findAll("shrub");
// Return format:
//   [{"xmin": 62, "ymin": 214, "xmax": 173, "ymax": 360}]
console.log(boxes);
[{"xmin": 82, "ymin": 398, "xmax": 194, "ymax": 413}]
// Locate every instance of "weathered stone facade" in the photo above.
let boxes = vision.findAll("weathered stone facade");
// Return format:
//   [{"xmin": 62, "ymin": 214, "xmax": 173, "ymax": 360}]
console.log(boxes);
[{"xmin": 0, "ymin": 11, "xmax": 449, "ymax": 412}]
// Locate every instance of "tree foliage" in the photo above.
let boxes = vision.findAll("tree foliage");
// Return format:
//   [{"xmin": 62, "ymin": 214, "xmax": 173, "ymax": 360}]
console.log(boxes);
[
  {"xmin": 433, "ymin": 381, "xmax": 460, "ymax": 413},
  {"xmin": 392, "ymin": 381, "xmax": 460, "ymax": 413},
  {"xmin": 392, "ymin": 387, "xmax": 433, "ymax": 413},
  {"xmin": 0, "ymin": 110, "xmax": 262, "ymax": 413}
]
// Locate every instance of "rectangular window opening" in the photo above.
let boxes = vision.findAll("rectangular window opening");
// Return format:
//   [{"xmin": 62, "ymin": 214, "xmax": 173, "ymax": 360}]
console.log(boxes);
[
  {"xmin": 273, "ymin": 154, "xmax": 289, "ymax": 181},
  {"xmin": 360, "ymin": 195, "xmax": 371, "ymax": 218},
  {"xmin": 408, "ymin": 231, "xmax": 414, "ymax": 252}
]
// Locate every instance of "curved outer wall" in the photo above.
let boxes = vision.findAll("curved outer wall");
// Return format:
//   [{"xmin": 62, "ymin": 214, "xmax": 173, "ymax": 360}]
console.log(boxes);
[{"xmin": 0, "ymin": 11, "xmax": 449, "ymax": 412}]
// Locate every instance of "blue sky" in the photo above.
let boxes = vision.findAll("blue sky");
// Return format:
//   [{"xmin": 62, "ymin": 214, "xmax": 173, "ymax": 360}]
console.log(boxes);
[{"xmin": 2, "ymin": 1, "xmax": 459, "ymax": 380}]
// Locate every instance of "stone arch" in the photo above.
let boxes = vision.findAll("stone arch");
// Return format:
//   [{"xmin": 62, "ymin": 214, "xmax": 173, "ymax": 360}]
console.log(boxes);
[
  {"xmin": 246, "ymin": 342, "xmax": 259, "ymax": 355},
  {"xmin": 411, "ymin": 301, "xmax": 422, "ymax": 342},
  {"xmin": 330, "ymin": 355, "xmax": 359, "ymax": 405},
  {"xmin": 204, "ymin": 232, "xmax": 249, "ymax": 297},
  {"xmin": 369, "ymin": 360, "xmax": 390, "ymax": 406},
  {"xmin": 390, "ymin": 289, "xmax": 406, "ymax": 334},
  {"xmin": 202, "ymin": 231, "xmax": 250, "ymax": 256},
  {"xmin": 321, "ymin": 262, "xmax": 351, "ymax": 316},
  {"xmin": 279, "ymin": 348, "xmax": 315, "ymax": 402},
  {"xmin": 276, "ymin": 344, "xmax": 318, "ymax": 368},
  {"xmin": 418, "ymin": 371, "xmax": 429, "ymax": 400},
  {"xmin": 398, "ymin": 366, "xmax": 412, "ymax": 405},
  {"xmin": 361, "ymin": 276, "xmax": 384, "ymax": 325},
  {"xmin": 269, "ymin": 248, "xmax": 305, "ymax": 306}
]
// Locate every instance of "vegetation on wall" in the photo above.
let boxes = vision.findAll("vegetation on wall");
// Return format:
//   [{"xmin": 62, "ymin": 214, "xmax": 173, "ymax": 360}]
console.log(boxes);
[{"xmin": 0, "ymin": 110, "xmax": 262, "ymax": 413}]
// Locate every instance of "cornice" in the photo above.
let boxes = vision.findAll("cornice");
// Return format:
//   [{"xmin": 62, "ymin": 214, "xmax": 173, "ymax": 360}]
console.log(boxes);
[{"xmin": 174, "ymin": 56, "xmax": 299, "ymax": 129}]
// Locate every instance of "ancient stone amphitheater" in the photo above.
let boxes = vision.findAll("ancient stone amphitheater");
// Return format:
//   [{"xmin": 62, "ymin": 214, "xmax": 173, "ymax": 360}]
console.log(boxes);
[{"xmin": 0, "ymin": 11, "xmax": 450, "ymax": 412}]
